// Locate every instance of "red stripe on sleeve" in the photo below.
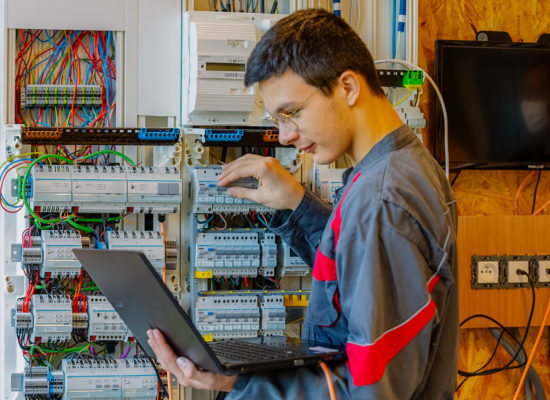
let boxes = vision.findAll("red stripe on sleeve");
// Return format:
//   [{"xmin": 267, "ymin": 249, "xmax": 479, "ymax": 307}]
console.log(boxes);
[
  {"xmin": 330, "ymin": 173, "xmax": 361, "ymax": 250},
  {"xmin": 345, "ymin": 292, "xmax": 437, "ymax": 386},
  {"xmin": 312, "ymin": 248, "xmax": 337, "ymax": 281}
]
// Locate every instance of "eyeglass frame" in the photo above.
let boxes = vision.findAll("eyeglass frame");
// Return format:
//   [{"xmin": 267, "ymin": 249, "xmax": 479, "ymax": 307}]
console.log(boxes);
[{"xmin": 266, "ymin": 90, "xmax": 318, "ymax": 131}]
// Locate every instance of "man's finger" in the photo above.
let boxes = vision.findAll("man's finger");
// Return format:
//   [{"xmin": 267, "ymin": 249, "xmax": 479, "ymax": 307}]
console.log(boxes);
[
  {"xmin": 218, "ymin": 162, "xmax": 262, "ymax": 186},
  {"xmin": 226, "ymin": 187, "xmax": 258, "ymax": 202}
]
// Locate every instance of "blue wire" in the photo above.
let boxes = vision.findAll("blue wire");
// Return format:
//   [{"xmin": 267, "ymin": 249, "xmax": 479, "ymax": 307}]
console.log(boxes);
[
  {"xmin": 256, "ymin": 214, "xmax": 270, "ymax": 229},
  {"xmin": 0, "ymin": 159, "xmax": 40, "ymax": 206}
]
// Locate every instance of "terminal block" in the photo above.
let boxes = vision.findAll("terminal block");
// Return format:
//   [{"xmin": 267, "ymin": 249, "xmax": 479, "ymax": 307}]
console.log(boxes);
[
  {"xmin": 21, "ymin": 126, "xmax": 180, "ymax": 145},
  {"xmin": 278, "ymin": 242, "xmax": 309, "ymax": 277},
  {"xmin": 190, "ymin": 126, "xmax": 286, "ymax": 147},
  {"xmin": 259, "ymin": 232, "xmax": 277, "ymax": 277},
  {"xmin": 191, "ymin": 166, "xmax": 273, "ymax": 213},
  {"xmin": 72, "ymin": 165, "xmax": 127, "ymax": 213},
  {"xmin": 105, "ymin": 231, "xmax": 166, "ymax": 273},
  {"xmin": 313, "ymin": 167, "xmax": 346, "ymax": 204},
  {"xmin": 21, "ymin": 84, "xmax": 102, "ymax": 108},
  {"xmin": 11, "ymin": 366, "xmax": 64, "ymax": 397},
  {"xmin": 260, "ymin": 295, "xmax": 285, "ymax": 337},
  {"xmin": 13, "ymin": 300, "xmax": 32, "ymax": 333},
  {"xmin": 12, "ymin": 232, "xmax": 89, "ymax": 278},
  {"xmin": 126, "ymin": 166, "xmax": 182, "ymax": 214},
  {"xmin": 62, "ymin": 358, "xmax": 157, "ymax": 399},
  {"xmin": 42, "ymin": 230, "xmax": 85, "ymax": 278},
  {"xmin": 195, "ymin": 295, "xmax": 260, "ymax": 341},
  {"xmin": 31, "ymin": 294, "xmax": 72, "ymax": 343},
  {"xmin": 195, "ymin": 231, "xmax": 260, "ymax": 278},
  {"xmin": 87, "ymin": 296, "xmax": 132, "ymax": 341},
  {"xmin": 30, "ymin": 165, "xmax": 182, "ymax": 214}
]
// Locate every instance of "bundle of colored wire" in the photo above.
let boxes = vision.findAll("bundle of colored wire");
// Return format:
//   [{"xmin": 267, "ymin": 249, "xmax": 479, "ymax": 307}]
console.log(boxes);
[{"xmin": 15, "ymin": 29, "xmax": 116, "ymax": 127}]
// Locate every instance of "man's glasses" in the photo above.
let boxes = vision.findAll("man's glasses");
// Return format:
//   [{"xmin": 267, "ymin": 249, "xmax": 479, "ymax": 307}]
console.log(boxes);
[{"xmin": 266, "ymin": 90, "xmax": 317, "ymax": 131}]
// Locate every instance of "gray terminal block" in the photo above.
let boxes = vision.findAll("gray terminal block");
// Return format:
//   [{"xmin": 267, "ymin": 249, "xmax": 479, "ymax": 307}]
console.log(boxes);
[
  {"xmin": 195, "ymin": 231, "xmax": 261, "ymax": 277},
  {"xmin": 31, "ymin": 294, "xmax": 72, "ymax": 343},
  {"xmin": 105, "ymin": 230, "xmax": 166, "ymax": 274},
  {"xmin": 11, "ymin": 367, "xmax": 64, "ymax": 396},
  {"xmin": 191, "ymin": 166, "xmax": 273, "ymax": 213},
  {"xmin": 195, "ymin": 295, "xmax": 260, "ymax": 341},
  {"xmin": 41, "ymin": 230, "xmax": 84, "ymax": 278},
  {"xmin": 260, "ymin": 295, "xmax": 286, "ymax": 337},
  {"xmin": 62, "ymin": 358, "xmax": 157, "ymax": 399},
  {"xmin": 87, "ymin": 295, "xmax": 133, "ymax": 342},
  {"xmin": 278, "ymin": 242, "xmax": 310, "ymax": 277}
]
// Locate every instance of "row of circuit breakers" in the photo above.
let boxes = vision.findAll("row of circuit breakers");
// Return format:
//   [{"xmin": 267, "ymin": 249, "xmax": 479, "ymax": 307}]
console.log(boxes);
[
  {"xmin": 12, "ymin": 359, "xmax": 158, "ymax": 400},
  {"xmin": 13, "ymin": 293, "xmax": 286, "ymax": 344}
]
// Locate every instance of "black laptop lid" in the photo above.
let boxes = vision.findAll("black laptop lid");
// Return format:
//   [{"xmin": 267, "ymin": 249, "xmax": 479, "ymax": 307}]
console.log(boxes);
[{"xmin": 73, "ymin": 249, "xmax": 225, "ymax": 374}]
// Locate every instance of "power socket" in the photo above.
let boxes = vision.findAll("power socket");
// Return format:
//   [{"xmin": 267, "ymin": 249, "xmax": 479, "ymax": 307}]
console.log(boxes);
[
  {"xmin": 536, "ymin": 260, "xmax": 550, "ymax": 283},
  {"xmin": 477, "ymin": 261, "xmax": 499, "ymax": 284},
  {"xmin": 506, "ymin": 260, "xmax": 530, "ymax": 284}
]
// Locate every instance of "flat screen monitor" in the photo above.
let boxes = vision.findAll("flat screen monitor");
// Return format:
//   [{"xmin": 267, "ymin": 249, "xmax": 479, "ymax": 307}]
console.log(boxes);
[{"xmin": 434, "ymin": 39, "xmax": 550, "ymax": 169}]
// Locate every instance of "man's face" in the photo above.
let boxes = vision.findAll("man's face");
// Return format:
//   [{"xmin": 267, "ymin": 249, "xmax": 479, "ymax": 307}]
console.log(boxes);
[{"xmin": 259, "ymin": 70, "xmax": 353, "ymax": 164}]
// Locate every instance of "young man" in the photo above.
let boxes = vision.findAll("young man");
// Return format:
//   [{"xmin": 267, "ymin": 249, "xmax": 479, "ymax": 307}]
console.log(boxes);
[{"xmin": 148, "ymin": 8, "xmax": 458, "ymax": 399}]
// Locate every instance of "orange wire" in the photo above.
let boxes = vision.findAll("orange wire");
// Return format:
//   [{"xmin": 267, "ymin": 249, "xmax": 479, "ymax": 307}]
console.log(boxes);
[
  {"xmin": 319, "ymin": 361, "xmax": 336, "ymax": 400},
  {"xmin": 532, "ymin": 199, "xmax": 550, "ymax": 216},
  {"xmin": 512, "ymin": 296, "xmax": 550, "ymax": 400},
  {"xmin": 513, "ymin": 171, "xmax": 536, "ymax": 215}
]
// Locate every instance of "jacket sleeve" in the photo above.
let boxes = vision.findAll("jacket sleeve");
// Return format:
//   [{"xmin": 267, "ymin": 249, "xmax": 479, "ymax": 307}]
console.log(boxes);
[
  {"xmin": 336, "ymin": 204, "xmax": 453, "ymax": 399},
  {"xmin": 269, "ymin": 189, "xmax": 332, "ymax": 267}
]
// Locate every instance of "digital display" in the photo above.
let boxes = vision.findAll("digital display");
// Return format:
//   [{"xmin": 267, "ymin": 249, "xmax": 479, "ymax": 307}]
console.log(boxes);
[{"xmin": 205, "ymin": 63, "xmax": 245, "ymax": 72}]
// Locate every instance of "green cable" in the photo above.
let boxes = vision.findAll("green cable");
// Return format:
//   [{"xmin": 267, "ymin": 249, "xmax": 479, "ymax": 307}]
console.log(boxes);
[
  {"xmin": 75, "ymin": 216, "xmax": 121, "ymax": 223},
  {"xmin": 21, "ymin": 151, "xmax": 135, "ymax": 228}
]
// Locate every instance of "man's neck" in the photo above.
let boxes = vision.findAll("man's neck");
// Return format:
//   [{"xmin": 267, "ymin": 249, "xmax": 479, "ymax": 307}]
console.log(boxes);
[{"xmin": 347, "ymin": 95, "xmax": 404, "ymax": 165}]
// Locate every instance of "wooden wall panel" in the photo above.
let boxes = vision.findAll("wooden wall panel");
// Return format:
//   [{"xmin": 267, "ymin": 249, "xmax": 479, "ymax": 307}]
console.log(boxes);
[
  {"xmin": 418, "ymin": 3, "xmax": 550, "ymax": 397},
  {"xmin": 457, "ymin": 328, "xmax": 550, "ymax": 399}
]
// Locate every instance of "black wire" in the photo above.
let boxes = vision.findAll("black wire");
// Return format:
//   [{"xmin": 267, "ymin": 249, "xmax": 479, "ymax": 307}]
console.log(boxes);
[
  {"xmin": 450, "ymin": 169, "xmax": 462, "ymax": 187},
  {"xmin": 456, "ymin": 271, "xmax": 535, "ymax": 391},
  {"xmin": 531, "ymin": 170, "xmax": 542, "ymax": 215},
  {"xmin": 270, "ymin": 0, "xmax": 278, "ymax": 13}
]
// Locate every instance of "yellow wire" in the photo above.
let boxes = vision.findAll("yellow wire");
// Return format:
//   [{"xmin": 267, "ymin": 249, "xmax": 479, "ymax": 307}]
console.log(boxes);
[
  {"xmin": 0, "ymin": 152, "xmax": 46, "ymax": 172},
  {"xmin": 122, "ymin": 216, "xmax": 136, "ymax": 225},
  {"xmin": 392, "ymin": 89, "xmax": 414, "ymax": 107}
]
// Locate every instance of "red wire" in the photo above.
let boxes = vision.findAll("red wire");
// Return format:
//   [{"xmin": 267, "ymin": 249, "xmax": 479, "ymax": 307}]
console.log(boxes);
[{"xmin": 0, "ymin": 161, "xmax": 30, "ymax": 213}]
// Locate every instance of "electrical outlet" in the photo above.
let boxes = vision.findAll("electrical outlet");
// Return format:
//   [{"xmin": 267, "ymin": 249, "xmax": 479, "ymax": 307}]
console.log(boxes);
[
  {"xmin": 506, "ymin": 260, "xmax": 530, "ymax": 284},
  {"xmin": 477, "ymin": 261, "xmax": 499, "ymax": 284},
  {"xmin": 536, "ymin": 260, "xmax": 550, "ymax": 283}
]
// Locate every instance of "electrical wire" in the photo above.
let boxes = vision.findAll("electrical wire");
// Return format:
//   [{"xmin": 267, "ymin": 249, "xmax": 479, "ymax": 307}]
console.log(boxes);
[
  {"xmin": 374, "ymin": 59, "xmax": 449, "ymax": 178},
  {"xmin": 513, "ymin": 171, "xmax": 536, "ymax": 215},
  {"xmin": 530, "ymin": 170, "xmax": 542, "ymax": 215},
  {"xmin": 512, "ymin": 296, "xmax": 550, "ymax": 400},
  {"xmin": 391, "ymin": 89, "xmax": 414, "ymax": 107},
  {"xmin": 319, "ymin": 361, "xmax": 336, "ymax": 400}
]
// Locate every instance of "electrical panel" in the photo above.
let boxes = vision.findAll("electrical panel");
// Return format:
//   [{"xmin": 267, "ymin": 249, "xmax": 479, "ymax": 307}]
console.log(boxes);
[{"xmin": 41, "ymin": 231, "xmax": 85, "ymax": 277}]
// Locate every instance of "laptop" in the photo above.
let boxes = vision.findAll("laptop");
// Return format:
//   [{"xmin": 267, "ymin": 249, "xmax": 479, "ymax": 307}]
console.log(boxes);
[{"xmin": 73, "ymin": 249, "xmax": 346, "ymax": 375}]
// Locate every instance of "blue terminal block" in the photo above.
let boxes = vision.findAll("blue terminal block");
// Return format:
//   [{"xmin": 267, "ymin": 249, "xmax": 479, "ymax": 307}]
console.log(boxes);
[
  {"xmin": 138, "ymin": 128, "xmax": 180, "ymax": 141},
  {"xmin": 205, "ymin": 129, "xmax": 244, "ymax": 142}
]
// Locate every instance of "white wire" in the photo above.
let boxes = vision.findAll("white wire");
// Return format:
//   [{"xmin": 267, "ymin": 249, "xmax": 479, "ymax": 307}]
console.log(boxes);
[{"xmin": 374, "ymin": 59, "xmax": 449, "ymax": 178}]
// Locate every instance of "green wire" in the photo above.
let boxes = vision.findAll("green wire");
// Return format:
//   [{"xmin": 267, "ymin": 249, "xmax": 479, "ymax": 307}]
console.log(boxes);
[{"xmin": 21, "ymin": 151, "xmax": 135, "ymax": 229}]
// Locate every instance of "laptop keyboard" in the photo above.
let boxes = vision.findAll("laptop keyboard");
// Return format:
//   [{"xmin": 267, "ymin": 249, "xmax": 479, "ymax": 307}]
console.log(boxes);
[{"xmin": 209, "ymin": 341, "xmax": 306, "ymax": 362}]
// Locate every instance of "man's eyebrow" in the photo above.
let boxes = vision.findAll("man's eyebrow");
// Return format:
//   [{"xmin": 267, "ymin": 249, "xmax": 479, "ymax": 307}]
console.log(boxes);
[{"xmin": 275, "ymin": 101, "xmax": 297, "ymax": 113}]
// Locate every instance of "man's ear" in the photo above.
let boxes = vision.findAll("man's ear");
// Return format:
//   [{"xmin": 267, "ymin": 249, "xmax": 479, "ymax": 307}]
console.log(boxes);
[{"xmin": 337, "ymin": 70, "xmax": 360, "ymax": 107}]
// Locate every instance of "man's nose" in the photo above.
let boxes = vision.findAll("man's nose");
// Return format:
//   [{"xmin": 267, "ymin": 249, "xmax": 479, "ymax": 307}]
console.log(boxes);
[{"xmin": 278, "ymin": 125, "xmax": 299, "ymax": 146}]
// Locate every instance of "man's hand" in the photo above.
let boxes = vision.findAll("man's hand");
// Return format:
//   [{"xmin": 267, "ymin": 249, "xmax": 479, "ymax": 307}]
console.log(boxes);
[
  {"xmin": 217, "ymin": 154, "xmax": 305, "ymax": 210},
  {"xmin": 147, "ymin": 329, "xmax": 238, "ymax": 392}
]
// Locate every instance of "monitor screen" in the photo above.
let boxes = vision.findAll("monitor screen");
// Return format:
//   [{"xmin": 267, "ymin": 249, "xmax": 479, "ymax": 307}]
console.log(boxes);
[{"xmin": 434, "ymin": 40, "xmax": 550, "ymax": 169}]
